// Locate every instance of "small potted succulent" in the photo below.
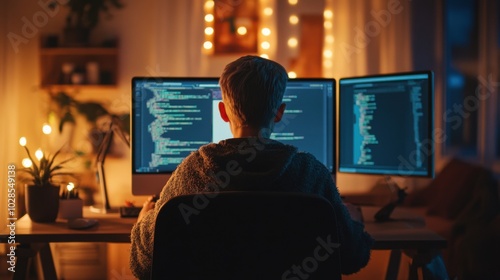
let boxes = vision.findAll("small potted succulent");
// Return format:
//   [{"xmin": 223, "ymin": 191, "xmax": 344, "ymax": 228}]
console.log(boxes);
[{"xmin": 20, "ymin": 139, "xmax": 76, "ymax": 223}]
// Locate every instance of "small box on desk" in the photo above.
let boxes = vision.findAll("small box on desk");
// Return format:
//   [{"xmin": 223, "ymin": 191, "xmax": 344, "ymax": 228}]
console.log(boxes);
[{"xmin": 58, "ymin": 199, "xmax": 83, "ymax": 220}]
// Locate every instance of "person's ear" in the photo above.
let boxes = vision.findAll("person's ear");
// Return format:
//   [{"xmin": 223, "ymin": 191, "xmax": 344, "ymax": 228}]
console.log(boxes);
[
  {"xmin": 218, "ymin": 102, "xmax": 230, "ymax": 122},
  {"xmin": 274, "ymin": 103, "xmax": 286, "ymax": 123}
]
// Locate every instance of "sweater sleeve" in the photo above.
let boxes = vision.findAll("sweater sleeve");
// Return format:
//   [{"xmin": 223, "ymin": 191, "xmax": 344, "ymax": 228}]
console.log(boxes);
[
  {"xmin": 287, "ymin": 153, "xmax": 374, "ymax": 275},
  {"xmin": 129, "ymin": 151, "xmax": 215, "ymax": 279},
  {"xmin": 129, "ymin": 209, "xmax": 156, "ymax": 280},
  {"xmin": 318, "ymin": 169, "xmax": 374, "ymax": 275}
]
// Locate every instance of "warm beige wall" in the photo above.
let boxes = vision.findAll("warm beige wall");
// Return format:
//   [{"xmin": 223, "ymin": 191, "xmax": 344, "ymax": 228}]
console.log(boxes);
[
  {"xmin": 0, "ymin": 0, "xmax": 10, "ymax": 231},
  {"xmin": 1, "ymin": 0, "xmax": 52, "ymax": 228}
]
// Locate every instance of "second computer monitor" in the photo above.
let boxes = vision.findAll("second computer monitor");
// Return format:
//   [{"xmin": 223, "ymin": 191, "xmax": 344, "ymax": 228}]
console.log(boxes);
[{"xmin": 338, "ymin": 71, "xmax": 434, "ymax": 178}]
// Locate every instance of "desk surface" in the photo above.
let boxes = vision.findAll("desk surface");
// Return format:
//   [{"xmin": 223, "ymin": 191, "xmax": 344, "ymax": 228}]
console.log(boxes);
[
  {"xmin": 0, "ymin": 208, "xmax": 135, "ymax": 244},
  {"xmin": 361, "ymin": 206, "xmax": 446, "ymax": 250},
  {"xmin": 0, "ymin": 206, "xmax": 446, "ymax": 250}
]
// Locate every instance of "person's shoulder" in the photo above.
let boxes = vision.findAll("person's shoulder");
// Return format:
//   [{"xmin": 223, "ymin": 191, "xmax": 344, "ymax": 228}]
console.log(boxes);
[
  {"xmin": 198, "ymin": 142, "xmax": 220, "ymax": 152},
  {"xmin": 294, "ymin": 151, "xmax": 332, "ymax": 172},
  {"xmin": 177, "ymin": 143, "xmax": 217, "ymax": 166},
  {"xmin": 294, "ymin": 150, "xmax": 322, "ymax": 163}
]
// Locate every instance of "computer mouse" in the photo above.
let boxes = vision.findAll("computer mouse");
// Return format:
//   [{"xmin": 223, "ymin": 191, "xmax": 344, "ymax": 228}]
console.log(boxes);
[{"xmin": 68, "ymin": 218, "xmax": 98, "ymax": 229}]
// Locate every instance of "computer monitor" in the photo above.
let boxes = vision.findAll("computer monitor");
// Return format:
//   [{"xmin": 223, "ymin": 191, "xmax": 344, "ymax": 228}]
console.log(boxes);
[
  {"xmin": 338, "ymin": 71, "xmax": 434, "ymax": 178},
  {"xmin": 131, "ymin": 77, "xmax": 335, "ymax": 195}
]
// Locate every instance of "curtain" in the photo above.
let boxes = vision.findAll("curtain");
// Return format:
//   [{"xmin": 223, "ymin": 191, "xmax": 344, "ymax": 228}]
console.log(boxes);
[
  {"xmin": 1, "ymin": 0, "xmax": 28, "ymax": 228},
  {"xmin": 0, "ymin": 0, "xmax": 8, "ymax": 230},
  {"xmin": 151, "ymin": 0, "xmax": 206, "ymax": 76},
  {"xmin": 330, "ymin": 0, "xmax": 413, "ymax": 78}
]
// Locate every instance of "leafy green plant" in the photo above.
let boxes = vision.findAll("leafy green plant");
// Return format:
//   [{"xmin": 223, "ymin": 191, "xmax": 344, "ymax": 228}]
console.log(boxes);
[
  {"xmin": 50, "ymin": 91, "xmax": 130, "ymax": 154},
  {"xmin": 21, "ymin": 145, "xmax": 75, "ymax": 187},
  {"xmin": 63, "ymin": 0, "xmax": 125, "ymax": 30}
]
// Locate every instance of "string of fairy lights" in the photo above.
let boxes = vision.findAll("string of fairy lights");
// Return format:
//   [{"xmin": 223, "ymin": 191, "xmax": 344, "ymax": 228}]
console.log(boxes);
[
  {"xmin": 287, "ymin": 0, "xmax": 299, "ymax": 78},
  {"xmin": 202, "ymin": 0, "xmax": 334, "ymax": 78},
  {"xmin": 323, "ymin": 0, "xmax": 334, "ymax": 78}
]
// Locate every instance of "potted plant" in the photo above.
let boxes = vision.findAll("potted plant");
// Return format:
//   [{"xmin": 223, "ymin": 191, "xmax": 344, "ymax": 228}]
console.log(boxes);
[
  {"xmin": 60, "ymin": 0, "xmax": 125, "ymax": 46},
  {"xmin": 20, "ymin": 141, "xmax": 76, "ymax": 223}
]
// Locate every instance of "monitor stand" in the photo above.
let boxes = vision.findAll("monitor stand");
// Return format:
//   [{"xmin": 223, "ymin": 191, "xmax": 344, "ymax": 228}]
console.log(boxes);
[{"xmin": 374, "ymin": 176, "xmax": 407, "ymax": 222}]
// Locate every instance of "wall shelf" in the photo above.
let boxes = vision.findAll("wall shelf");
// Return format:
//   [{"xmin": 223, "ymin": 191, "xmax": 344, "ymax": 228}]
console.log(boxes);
[{"xmin": 39, "ymin": 46, "xmax": 119, "ymax": 88}]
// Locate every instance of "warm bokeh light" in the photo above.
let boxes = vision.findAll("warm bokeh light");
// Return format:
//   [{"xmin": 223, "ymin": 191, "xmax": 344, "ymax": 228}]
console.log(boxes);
[
  {"xmin": 204, "ymin": 27, "xmax": 214, "ymax": 35},
  {"xmin": 42, "ymin": 123, "xmax": 52, "ymax": 135},
  {"xmin": 289, "ymin": 15, "xmax": 299, "ymax": 25},
  {"xmin": 203, "ymin": 41, "xmax": 213, "ymax": 50},
  {"xmin": 67, "ymin": 182, "xmax": 75, "ymax": 192},
  {"xmin": 237, "ymin": 26, "xmax": 248, "ymax": 35},
  {"xmin": 324, "ymin": 9, "xmax": 333, "ymax": 19},
  {"xmin": 288, "ymin": 71, "xmax": 297, "ymax": 78},
  {"xmin": 204, "ymin": 0, "xmax": 214, "ymax": 10},
  {"xmin": 260, "ymin": 54, "xmax": 269, "ymax": 59},
  {"xmin": 323, "ymin": 50, "xmax": 333, "ymax": 58},
  {"xmin": 287, "ymin": 37, "xmax": 298, "ymax": 48},
  {"xmin": 204, "ymin": 14, "xmax": 214, "ymax": 22},
  {"xmin": 19, "ymin": 137, "xmax": 27, "ymax": 146},
  {"xmin": 324, "ymin": 0, "xmax": 334, "ymax": 78},
  {"xmin": 205, "ymin": 1, "xmax": 275, "ymax": 57},
  {"xmin": 35, "ymin": 148, "xmax": 43, "ymax": 160},
  {"xmin": 203, "ymin": 0, "xmax": 215, "ymax": 54},
  {"xmin": 261, "ymin": 41, "xmax": 271, "ymax": 50},
  {"xmin": 288, "ymin": 0, "xmax": 298, "ymax": 5},
  {"xmin": 22, "ymin": 158, "xmax": 32, "ymax": 168}
]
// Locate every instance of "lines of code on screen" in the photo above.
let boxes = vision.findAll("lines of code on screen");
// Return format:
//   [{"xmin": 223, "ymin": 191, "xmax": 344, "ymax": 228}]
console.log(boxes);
[
  {"xmin": 339, "ymin": 73, "xmax": 431, "ymax": 176},
  {"xmin": 133, "ymin": 81, "xmax": 215, "ymax": 173}
]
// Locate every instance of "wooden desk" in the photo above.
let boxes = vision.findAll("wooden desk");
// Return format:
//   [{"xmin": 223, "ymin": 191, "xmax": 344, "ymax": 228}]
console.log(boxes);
[
  {"xmin": 362, "ymin": 206, "xmax": 447, "ymax": 280},
  {"xmin": 0, "ymin": 208, "xmax": 135, "ymax": 280},
  {"xmin": 1, "ymin": 206, "xmax": 446, "ymax": 280}
]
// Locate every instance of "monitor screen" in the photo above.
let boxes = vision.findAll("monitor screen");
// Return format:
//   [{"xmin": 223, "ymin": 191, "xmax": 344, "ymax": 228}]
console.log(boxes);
[
  {"xmin": 338, "ymin": 71, "xmax": 434, "ymax": 178},
  {"xmin": 131, "ymin": 77, "xmax": 336, "ymax": 195}
]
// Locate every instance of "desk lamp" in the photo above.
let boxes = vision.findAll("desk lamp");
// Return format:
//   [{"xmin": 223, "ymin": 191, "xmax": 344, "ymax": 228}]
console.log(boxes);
[{"xmin": 91, "ymin": 116, "xmax": 130, "ymax": 213}]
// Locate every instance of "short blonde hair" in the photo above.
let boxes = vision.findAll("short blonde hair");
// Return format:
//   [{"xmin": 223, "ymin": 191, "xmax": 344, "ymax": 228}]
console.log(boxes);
[{"xmin": 220, "ymin": 55, "xmax": 288, "ymax": 128}]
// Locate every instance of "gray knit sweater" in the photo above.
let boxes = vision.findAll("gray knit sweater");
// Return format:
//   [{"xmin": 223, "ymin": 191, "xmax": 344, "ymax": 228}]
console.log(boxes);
[{"xmin": 130, "ymin": 138, "xmax": 373, "ymax": 279}]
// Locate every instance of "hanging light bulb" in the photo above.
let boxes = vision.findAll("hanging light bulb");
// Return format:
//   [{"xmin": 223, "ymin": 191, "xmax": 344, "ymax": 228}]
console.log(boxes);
[
  {"xmin": 19, "ymin": 137, "xmax": 27, "ymax": 146},
  {"xmin": 22, "ymin": 158, "xmax": 32, "ymax": 168},
  {"xmin": 42, "ymin": 123, "xmax": 52, "ymax": 135},
  {"xmin": 35, "ymin": 148, "xmax": 44, "ymax": 161}
]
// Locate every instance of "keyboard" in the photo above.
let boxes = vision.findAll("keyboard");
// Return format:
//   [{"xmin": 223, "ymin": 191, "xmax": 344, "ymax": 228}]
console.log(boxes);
[
  {"xmin": 120, "ymin": 206, "xmax": 142, "ymax": 218},
  {"xmin": 119, "ymin": 195, "xmax": 159, "ymax": 218}
]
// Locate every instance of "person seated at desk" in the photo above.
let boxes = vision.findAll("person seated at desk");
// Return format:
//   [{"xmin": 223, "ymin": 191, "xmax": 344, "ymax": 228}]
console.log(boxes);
[{"xmin": 129, "ymin": 55, "xmax": 373, "ymax": 279}]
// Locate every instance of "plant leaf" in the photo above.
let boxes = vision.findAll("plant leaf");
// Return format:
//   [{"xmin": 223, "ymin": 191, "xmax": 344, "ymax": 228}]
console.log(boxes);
[
  {"xmin": 59, "ymin": 111, "xmax": 76, "ymax": 133},
  {"xmin": 23, "ymin": 146, "xmax": 41, "ymax": 184}
]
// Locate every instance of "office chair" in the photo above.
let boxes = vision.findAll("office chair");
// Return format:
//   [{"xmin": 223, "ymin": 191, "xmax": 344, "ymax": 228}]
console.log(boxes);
[{"xmin": 151, "ymin": 191, "xmax": 341, "ymax": 280}]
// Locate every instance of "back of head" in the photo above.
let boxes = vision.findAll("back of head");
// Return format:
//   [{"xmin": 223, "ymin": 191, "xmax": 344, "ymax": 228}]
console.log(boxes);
[{"xmin": 220, "ymin": 55, "xmax": 288, "ymax": 129}]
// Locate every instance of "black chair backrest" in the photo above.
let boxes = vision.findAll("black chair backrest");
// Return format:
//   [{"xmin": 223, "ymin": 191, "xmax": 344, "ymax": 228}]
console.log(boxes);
[{"xmin": 151, "ymin": 191, "xmax": 341, "ymax": 280}]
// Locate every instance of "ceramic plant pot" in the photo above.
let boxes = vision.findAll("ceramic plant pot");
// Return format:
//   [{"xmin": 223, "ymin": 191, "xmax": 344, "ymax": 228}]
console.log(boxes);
[{"xmin": 25, "ymin": 184, "xmax": 60, "ymax": 223}]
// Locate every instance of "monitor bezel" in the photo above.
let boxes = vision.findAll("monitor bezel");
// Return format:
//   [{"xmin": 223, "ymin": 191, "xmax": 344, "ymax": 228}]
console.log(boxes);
[{"xmin": 337, "ymin": 70, "xmax": 435, "ymax": 178}]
